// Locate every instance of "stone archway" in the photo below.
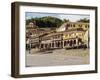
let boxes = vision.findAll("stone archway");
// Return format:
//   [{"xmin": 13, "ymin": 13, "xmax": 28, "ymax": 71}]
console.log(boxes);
[
  {"xmin": 78, "ymin": 38, "xmax": 82, "ymax": 45},
  {"xmin": 69, "ymin": 40, "xmax": 73, "ymax": 47},
  {"xmin": 64, "ymin": 41, "xmax": 67, "ymax": 46},
  {"xmin": 52, "ymin": 42, "xmax": 54, "ymax": 48},
  {"xmin": 73, "ymin": 39, "xmax": 76, "ymax": 44}
]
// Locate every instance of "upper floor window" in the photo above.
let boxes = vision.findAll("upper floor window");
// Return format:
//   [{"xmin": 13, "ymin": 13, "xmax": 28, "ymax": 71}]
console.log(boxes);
[
  {"xmin": 78, "ymin": 24, "xmax": 82, "ymax": 27},
  {"xmin": 88, "ymin": 25, "xmax": 89, "ymax": 28},
  {"xmin": 73, "ymin": 24, "xmax": 75, "ymax": 27},
  {"xmin": 85, "ymin": 25, "xmax": 87, "ymax": 28},
  {"xmin": 67, "ymin": 24, "xmax": 70, "ymax": 27}
]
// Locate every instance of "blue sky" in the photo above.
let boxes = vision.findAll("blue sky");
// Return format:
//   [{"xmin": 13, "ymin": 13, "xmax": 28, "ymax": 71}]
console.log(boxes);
[{"xmin": 26, "ymin": 12, "xmax": 90, "ymax": 22}]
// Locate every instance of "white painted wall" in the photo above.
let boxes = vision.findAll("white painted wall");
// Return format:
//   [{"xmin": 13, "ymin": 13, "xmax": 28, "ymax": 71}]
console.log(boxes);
[{"xmin": 0, "ymin": 0, "xmax": 100, "ymax": 80}]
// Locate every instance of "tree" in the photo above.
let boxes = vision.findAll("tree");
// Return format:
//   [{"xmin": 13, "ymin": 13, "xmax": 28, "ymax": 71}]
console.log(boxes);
[
  {"xmin": 26, "ymin": 16, "xmax": 63, "ymax": 28},
  {"xmin": 63, "ymin": 19, "xmax": 69, "ymax": 23},
  {"xmin": 77, "ymin": 18, "xmax": 89, "ymax": 23}
]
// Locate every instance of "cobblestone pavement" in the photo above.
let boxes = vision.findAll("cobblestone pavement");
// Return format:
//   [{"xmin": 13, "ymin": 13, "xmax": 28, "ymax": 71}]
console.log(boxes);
[{"xmin": 26, "ymin": 49, "xmax": 89, "ymax": 67}]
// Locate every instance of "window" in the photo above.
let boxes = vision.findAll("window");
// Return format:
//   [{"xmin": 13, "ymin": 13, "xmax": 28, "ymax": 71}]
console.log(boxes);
[
  {"xmin": 73, "ymin": 24, "xmax": 75, "ymax": 27},
  {"xmin": 64, "ymin": 41, "xmax": 67, "ymax": 46},
  {"xmin": 52, "ymin": 43, "xmax": 54, "ymax": 47},
  {"xmin": 85, "ymin": 25, "xmax": 87, "ymax": 28},
  {"xmin": 88, "ymin": 25, "xmax": 89, "ymax": 28},
  {"xmin": 73, "ymin": 40, "xmax": 76, "ymax": 44},
  {"xmin": 45, "ymin": 44, "xmax": 47, "ymax": 48},
  {"xmin": 78, "ymin": 24, "xmax": 82, "ymax": 27},
  {"xmin": 67, "ymin": 24, "xmax": 70, "ymax": 27},
  {"xmin": 71, "ymin": 24, "xmax": 72, "ymax": 27},
  {"xmin": 41, "ymin": 44, "xmax": 44, "ymax": 48}
]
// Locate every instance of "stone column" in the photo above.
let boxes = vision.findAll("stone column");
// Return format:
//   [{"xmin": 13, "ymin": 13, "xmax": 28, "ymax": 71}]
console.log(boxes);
[
  {"xmin": 63, "ymin": 40, "xmax": 65, "ymax": 48},
  {"xmin": 54, "ymin": 42, "xmax": 56, "ymax": 48},
  {"xmin": 76, "ymin": 38, "xmax": 78, "ymax": 48},
  {"xmin": 43, "ymin": 44, "xmax": 45, "ymax": 49},
  {"xmin": 51, "ymin": 42, "xmax": 52, "ymax": 49}
]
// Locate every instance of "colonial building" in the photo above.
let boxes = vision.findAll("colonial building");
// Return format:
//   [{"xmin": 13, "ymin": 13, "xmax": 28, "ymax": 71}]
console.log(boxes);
[
  {"xmin": 26, "ymin": 22, "xmax": 89, "ymax": 50},
  {"xmin": 39, "ymin": 22, "xmax": 89, "ymax": 50},
  {"xmin": 26, "ymin": 22, "xmax": 52, "ymax": 49},
  {"xmin": 39, "ymin": 28, "xmax": 88, "ymax": 50},
  {"xmin": 56, "ymin": 22, "xmax": 89, "ymax": 32}
]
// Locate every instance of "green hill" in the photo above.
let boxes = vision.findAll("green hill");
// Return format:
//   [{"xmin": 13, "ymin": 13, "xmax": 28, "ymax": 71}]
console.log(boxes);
[{"xmin": 26, "ymin": 16, "xmax": 63, "ymax": 28}]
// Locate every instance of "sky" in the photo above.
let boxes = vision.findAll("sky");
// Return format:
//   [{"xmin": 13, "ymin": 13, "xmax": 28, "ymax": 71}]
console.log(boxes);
[{"xmin": 26, "ymin": 12, "xmax": 90, "ymax": 22}]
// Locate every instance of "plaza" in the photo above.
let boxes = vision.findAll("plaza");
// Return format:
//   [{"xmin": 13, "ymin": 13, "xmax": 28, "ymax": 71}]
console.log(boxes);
[{"xmin": 26, "ymin": 49, "xmax": 89, "ymax": 67}]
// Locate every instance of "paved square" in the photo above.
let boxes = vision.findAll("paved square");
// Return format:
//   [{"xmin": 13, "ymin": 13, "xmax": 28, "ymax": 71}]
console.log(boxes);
[{"xmin": 26, "ymin": 49, "xmax": 89, "ymax": 67}]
